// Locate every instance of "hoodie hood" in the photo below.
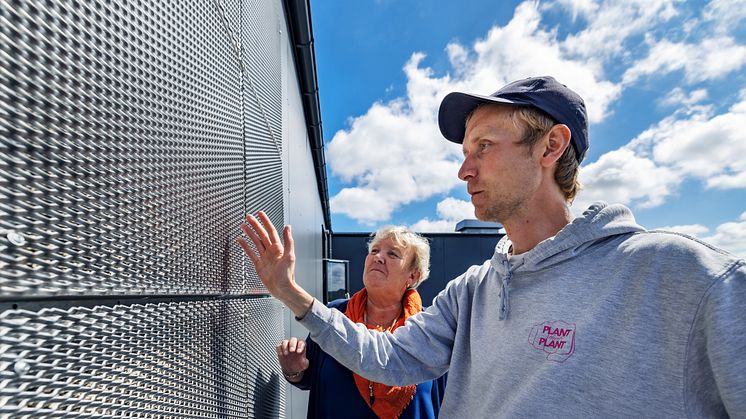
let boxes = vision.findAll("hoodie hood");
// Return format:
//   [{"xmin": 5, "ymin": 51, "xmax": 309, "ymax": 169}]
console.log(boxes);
[{"xmin": 490, "ymin": 202, "xmax": 646, "ymax": 319}]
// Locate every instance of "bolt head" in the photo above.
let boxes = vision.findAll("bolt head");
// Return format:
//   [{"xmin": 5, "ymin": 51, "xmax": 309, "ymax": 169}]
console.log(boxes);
[
  {"xmin": 14, "ymin": 360, "xmax": 30, "ymax": 376},
  {"xmin": 7, "ymin": 231, "xmax": 26, "ymax": 246}
]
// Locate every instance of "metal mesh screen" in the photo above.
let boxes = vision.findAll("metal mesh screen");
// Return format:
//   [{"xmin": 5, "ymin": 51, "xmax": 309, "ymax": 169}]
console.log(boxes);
[
  {"xmin": 0, "ymin": 0, "xmax": 252, "ymax": 296},
  {"xmin": 241, "ymin": 0, "xmax": 283, "ymax": 144},
  {"xmin": 234, "ymin": 0, "xmax": 285, "ymax": 292},
  {"xmin": 0, "ymin": 298, "xmax": 286, "ymax": 417},
  {"xmin": 1, "ymin": 0, "xmax": 292, "ymax": 417}
]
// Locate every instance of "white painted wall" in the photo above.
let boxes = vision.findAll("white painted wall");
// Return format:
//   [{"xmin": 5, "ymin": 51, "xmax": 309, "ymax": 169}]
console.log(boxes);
[{"xmin": 280, "ymin": 8, "xmax": 326, "ymax": 419}]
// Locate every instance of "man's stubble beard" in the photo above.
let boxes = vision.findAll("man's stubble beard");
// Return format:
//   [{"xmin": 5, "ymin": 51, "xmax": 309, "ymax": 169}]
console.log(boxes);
[{"xmin": 475, "ymin": 191, "xmax": 526, "ymax": 225}]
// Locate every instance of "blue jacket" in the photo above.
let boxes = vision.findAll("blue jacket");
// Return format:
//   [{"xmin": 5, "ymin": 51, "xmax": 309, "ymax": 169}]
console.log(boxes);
[{"xmin": 293, "ymin": 299, "xmax": 447, "ymax": 418}]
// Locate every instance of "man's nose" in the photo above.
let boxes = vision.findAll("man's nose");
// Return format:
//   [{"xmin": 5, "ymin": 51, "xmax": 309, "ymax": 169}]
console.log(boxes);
[{"xmin": 458, "ymin": 155, "xmax": 475, "ymax": 181}]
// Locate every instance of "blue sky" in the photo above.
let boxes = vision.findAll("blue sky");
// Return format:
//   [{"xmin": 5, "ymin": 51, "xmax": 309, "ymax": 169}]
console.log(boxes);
[{"xmin": 310, "ymin": 0, "xmax": 746, "ymax": 257}]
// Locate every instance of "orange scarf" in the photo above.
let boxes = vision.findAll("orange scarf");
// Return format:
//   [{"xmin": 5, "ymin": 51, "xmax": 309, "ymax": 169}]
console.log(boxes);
[{"xmin": 344, "ymin": 288, "xmax": 422, "ymax": 419}]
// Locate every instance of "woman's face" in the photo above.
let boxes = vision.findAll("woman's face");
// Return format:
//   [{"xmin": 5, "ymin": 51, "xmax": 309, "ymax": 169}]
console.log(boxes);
[{"xmin": 363, "ymin": 236, "xmax": 419, "ymax": 298}]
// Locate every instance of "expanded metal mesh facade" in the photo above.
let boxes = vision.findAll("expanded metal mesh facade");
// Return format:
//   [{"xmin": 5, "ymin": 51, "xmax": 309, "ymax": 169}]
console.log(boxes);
[
  {"xmin": 1, "ymin": 0, "xmax": 292, "ymax": 416},
  {"xmin": 0, "ymin": 298, "xmax": 286, "ymax": 417}
]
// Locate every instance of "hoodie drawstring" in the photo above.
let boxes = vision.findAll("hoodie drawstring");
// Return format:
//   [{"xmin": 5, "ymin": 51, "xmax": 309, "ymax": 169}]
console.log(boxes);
[{"xmin": 499, "ymin": 260, "xmax": 511, "ymax": 320}]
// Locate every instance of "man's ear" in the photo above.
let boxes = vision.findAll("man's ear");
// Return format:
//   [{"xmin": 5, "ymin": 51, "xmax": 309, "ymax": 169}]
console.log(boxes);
[{"xmin": 540, "ymin": 124, "xmax": 572, "ymax": 168}]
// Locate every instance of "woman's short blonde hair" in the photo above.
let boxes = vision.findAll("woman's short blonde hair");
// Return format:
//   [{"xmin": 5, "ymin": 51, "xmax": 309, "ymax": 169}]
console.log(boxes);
[{"xmin": 367, "ymin": 226, "xmax": 430, "ymax": 288}]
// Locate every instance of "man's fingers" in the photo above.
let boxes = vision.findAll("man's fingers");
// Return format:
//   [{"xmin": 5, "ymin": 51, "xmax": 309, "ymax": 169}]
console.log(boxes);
[
  {"xmin": 258, "ymin": 211, "xmax": 282, "ymax": 246},
  {"xmin": 245, "ymin": 214, "xmax": 272, "ymax": 251},
  {"xmin": 283, "ymin": 225, "xmax": 295, "ymax": 259},
  {"xmin": 296, "ymin": 339, "xmax": 305, "ymax": 354},
  {"xmin": 241, "ymin": 222, "xmax": 265, "ymax": 253},
  {"xmin": 237, "ymin": 238, "xmax": 259, "ymax": 265}
]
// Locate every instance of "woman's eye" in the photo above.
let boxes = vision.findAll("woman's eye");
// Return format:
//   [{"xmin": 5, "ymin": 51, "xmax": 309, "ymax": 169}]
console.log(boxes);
[
  {"xmin": 479, "ymin": 142, "xmax": 490, "ymax": 151},
  {"xmin": 388, "ymin": 251, "xmax": 401, "ymax": 259}
]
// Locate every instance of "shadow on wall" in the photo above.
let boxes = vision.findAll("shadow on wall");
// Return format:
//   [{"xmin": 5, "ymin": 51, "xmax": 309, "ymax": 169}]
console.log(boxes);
[{"xmin": 252, "ymin": 369, "xmax": 282, "ymax": 417}]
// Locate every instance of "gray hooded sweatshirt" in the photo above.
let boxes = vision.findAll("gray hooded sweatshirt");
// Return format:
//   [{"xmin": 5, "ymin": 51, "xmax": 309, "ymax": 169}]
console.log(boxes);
[{"xmin": 300, "ymin": 203, "xmax": 746, "ymax": 418}]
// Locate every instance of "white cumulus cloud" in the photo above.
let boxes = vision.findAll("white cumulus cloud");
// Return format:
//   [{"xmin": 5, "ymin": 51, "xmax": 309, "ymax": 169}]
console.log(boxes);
[
  {"xmin": 659, "ymin": 88, "xmax": 708, "ymax": 108},
  {"xmin": 327, "ymin": 0, "xmax": 746, "ymax": 228},
  {"xmin": 410, "ymin": 198, "xmax": 476, "ymax": 233},
  {"xmin": 575, "ymin": 91, "xmax": 746, "ymax": 213},
  {"xmin": 701, "ymin": 211, "xmax": 746, "ymax": 258},
  {"xmin": 560, "ymin": 0, "xmax": 678, "ymax": 60},
  {"xmin": 622, "ymin": 36, "xmax": 746, "ymax": 84},
  {"xmin": 653, "ymin": 213, "xmax": 746, "ymax": 258},
  {"xmin": 327, "ymin": 92, "xmax": 463, "ymax": 224},
  {"xmin": 637, "ymin": 94, "xmax": 746, "ymax": 187},
  {"xmin": 573, "ymin": 148, "xmax": 680, "ymax": 212},
  {"xmin": 328, "ymin": 0, "xmax": 624, "ymax": 224},
  {"xmin": 703, "ymin": 0, "xmax": 746, "ymax": 34},
  {"xmin": 655, "ymin": 224, "xmax": 711, "ymax": 237}
]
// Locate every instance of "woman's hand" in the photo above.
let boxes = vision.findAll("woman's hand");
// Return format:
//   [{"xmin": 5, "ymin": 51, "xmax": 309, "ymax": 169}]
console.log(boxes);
[
  {"xmin": 238, "ymin": 211, "xmax": 314, "ymax": 316},
  {"xmin": 276, "ymin": 337, "xmax": 309, "ymax": 382}
]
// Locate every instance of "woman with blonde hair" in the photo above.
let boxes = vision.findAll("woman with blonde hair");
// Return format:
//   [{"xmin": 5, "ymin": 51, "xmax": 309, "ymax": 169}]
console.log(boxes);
[{"xmin": 273, "ymin": 225, "xmax": 445, "ymax": 419}]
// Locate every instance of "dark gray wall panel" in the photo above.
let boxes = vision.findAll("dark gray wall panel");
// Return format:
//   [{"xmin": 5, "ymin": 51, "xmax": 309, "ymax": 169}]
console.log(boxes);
[
  {"xmin": 232, "ymin": 0, "xmax": 286, "ymax": 294},
  {"xmin": 245, "ymin": 297, "xmax": 286, "ymax": 417}
]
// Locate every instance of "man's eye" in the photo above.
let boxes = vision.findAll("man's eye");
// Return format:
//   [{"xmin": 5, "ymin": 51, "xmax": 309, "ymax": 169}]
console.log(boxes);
[{"xmin": 479, "ymin": 142, "xmax": 490, "ymax": 150}]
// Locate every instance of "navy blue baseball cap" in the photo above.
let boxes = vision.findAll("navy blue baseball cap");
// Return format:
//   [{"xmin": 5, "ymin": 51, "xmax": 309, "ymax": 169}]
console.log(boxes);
[{"xmin": 438, "ymin": 76, "xmax": 589, "ymax": 163}]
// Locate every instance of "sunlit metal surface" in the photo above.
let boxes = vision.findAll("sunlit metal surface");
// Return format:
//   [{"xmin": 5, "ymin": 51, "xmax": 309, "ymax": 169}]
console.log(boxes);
[{"xmin": 1, "ymin": 0, "xmax": 288, "ymax": 416}]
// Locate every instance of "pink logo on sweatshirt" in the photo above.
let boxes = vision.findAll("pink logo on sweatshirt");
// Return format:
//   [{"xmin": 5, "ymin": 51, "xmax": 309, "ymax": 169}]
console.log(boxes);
[{"xmin": 528, "ymin": 320, "xmax": 576, "ymax": 362}]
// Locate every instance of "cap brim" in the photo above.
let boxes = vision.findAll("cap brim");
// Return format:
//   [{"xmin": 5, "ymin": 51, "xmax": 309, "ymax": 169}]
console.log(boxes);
[{"xmin": 438, "ymin": 92, "xmax": 532, "ymax": 143}]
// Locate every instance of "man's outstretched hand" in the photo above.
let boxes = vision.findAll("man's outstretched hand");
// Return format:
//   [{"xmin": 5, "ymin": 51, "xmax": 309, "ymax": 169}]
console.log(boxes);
[
  {"xmin": 238, "ymin": 211, "xmax": 295, "ymax": 296},
  {"xmin": 238, "ymin": 211, "xmax": 314, "ymax": 317}
]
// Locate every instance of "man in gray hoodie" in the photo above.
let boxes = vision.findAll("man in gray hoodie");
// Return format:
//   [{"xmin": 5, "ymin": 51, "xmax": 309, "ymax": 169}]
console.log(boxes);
[{"xmin": 239, "ymin": 76, "xmax": 746, "ymax": 417}]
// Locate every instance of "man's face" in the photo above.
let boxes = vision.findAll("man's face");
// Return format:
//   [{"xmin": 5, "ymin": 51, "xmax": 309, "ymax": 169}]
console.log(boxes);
[{"xmin": 458, "ymin": 105, "xmax": 542, "ymax": 223}]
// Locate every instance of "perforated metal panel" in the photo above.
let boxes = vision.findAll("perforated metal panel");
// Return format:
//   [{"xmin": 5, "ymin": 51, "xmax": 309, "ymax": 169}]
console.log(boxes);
[
  {"xmin": 0, "ymin": 0, "xmax": 252, "ymax": 296},
  {"xmin": 1, "ymin": 0, "xmax": 292, "ymax": 417},
  {"xmin": 241, "ymin": 0, "xmax": 283, "ymax": 144},
  {"xmin": 0, "ymin": 298, "xmax": 286, "ymax": 417}
]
